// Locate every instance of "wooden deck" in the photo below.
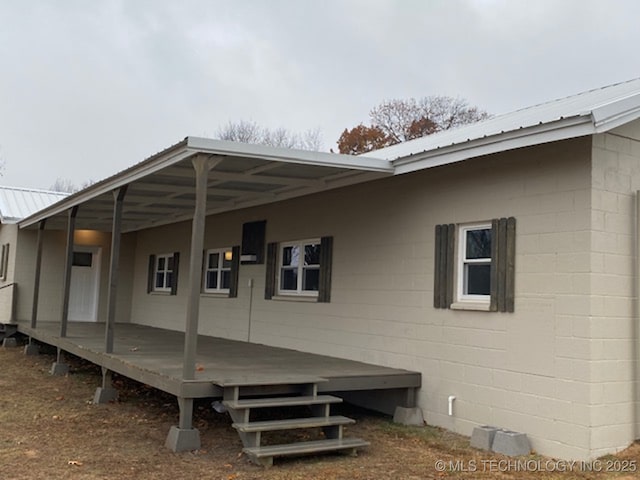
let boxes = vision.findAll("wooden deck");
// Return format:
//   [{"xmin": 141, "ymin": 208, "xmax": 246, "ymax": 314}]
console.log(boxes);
[{"xmin": 16, "ymin": 321, "xmax": 421, "ymax": 400}]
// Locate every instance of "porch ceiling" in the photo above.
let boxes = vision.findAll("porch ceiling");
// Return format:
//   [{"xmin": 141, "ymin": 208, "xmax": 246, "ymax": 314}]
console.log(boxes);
[{"xmin": 20, "ymin": 137, "xmax": 393, "ymax": 233}]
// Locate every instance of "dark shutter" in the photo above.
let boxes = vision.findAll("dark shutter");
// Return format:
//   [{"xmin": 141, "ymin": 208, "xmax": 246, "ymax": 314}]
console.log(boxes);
[
  {"xmin": 171, "ymin": 251, "xmax": 180, "ymax": 296},
  {"xmin": 201, "ymin": 250, "xmax": 207, "ymax": 292},
  {"xmin": 147, "ymin": 254, "xmax": 156, "ymax": 293},
  {"xmin": 505, "ymin": 217, "xmax": 516, "ymax": 313},
  {"xmin": 264, "ymin": 242, "xmax": 278, "ymax": 300},
  {"xmin": 433, "ymin": 224, "xmax": 455, "ymax": 309},
  {"xmin": 229, "ymin": 245, "xmax": 240, "ymax": 298},
  {"xmin": 318, "ymin": 236, "xmax": 333, "ymax": 303},
  {"xmin": 490, "ymin": 217, "xmax": 516, "ymax": 312}
]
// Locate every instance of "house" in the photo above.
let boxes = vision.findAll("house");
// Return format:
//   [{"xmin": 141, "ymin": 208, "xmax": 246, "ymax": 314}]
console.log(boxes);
[
  {"xmin": 0, "ymin": 186, "xmax": 67, "ymax": 337},
  {"xmin": 4, "ymin": 77, "xmax": 640, "ymax": 463}
]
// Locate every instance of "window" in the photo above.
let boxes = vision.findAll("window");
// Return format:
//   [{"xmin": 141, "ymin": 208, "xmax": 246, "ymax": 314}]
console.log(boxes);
[
  {"xmin": 279, "ymin": 240, "xmax": 321, "ymax": 295},
  {"xmin": 147, "ymin": 252, "xmax": 180, "ymax": 295},
  {"xmin": 72, "ymin": 251, "xmax": 93, "ymax": 267},
  {"xmin": 0, "ymin": 243, "xmax": 9, "ymax": 281},
  {"xmin": 155, "ymin": 254, "xmax": 175, "ymax": 292},
  {"xmin": 265, "ymin": 236, "xmax": 333, "ymax": 302},
  {"xmin": 434, "ymin": 218, "xmax": 515, "ymax": 312},
  {"xmin": 458, "ymin": 224, "xmax": 491, "ymax": 302},
  {"xmin": 203, "ymin": 248, "xmax": 233, "ymax": 293}
]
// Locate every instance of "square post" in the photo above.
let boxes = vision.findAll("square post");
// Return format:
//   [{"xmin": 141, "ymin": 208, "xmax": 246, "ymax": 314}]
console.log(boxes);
[
  {"xmin": 105, "ymin": 186, "xmax": 127, "ymax": 354},
  {"xmin": 30, "ymin": 219, "xmax": 47, "ymax": 329},
  {"xmin": 60, "ymin": 206, "xmax": 78, "ymax": 338},
  {"xmin": 182, "ymin": 155, "xmax": 215, "ymax": 380}
]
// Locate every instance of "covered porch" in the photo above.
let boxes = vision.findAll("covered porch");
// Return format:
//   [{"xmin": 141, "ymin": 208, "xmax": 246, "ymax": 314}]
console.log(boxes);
[
  {"xmin": 16, "ymin": 320, "xmax": 421, "ymax": 400},
  {"xmin": 14, "ymin": 138, "xmax": 422, "ymax": 463}
]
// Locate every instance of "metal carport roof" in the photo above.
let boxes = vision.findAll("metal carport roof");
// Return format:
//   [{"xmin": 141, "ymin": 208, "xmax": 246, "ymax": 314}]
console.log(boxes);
[{"xmin": 19, "ymin": 137, "xmax": 393, "ymax": 232}]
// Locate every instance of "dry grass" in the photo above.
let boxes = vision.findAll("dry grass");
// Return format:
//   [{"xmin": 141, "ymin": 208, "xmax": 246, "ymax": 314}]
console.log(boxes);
[{"xmin": 1, "ymin": 344, "xmax": 639, "ymax": 479}]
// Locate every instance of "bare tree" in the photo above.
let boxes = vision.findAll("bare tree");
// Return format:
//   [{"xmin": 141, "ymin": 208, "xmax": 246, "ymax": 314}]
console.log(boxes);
[
  {"xmin": 217, "ymin": 121, "xmax": 323, "ymax": 151},
  {"xmin": 338, "ymin": 96, "xmax": 489, "ymax": 154},
  {"xmin": 50, "ymin": 177, "xmax": 95, "ymax": 193},
  {"xmin": 370, "ymin": 96, "xmax": 489, "ymax": 144}
]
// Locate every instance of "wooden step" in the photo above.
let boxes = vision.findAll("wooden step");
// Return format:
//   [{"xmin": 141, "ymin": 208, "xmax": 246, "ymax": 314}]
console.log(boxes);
[
  {"xmin": 223, "ymin": 395, "xmax": 342, "ymax": 410},
  {"xmin": 217, "ymin": 376, "xmax": 327, "ymax": 387},
  {"xmin": 244, "ymin": 437, "xmax": 369, "ymax": 465},
  {"xmin": 233, "ymin": 415, "xmax": 355, "ymax": 433}
]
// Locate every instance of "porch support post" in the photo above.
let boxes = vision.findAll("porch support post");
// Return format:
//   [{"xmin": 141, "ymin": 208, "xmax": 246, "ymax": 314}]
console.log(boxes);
[
  {"xmin": 50, "ymin": 347, "xmax": 69, "ymax": 376},
  {"xmin": 165, "ymin": 397, "xmax": 200, "ymax": 452},
  {"xmin": 30, "ymin": 219, "xmax": 47, "ymax": 329},
  {"xmin": 60, "ymin": 206, "xmax": 78, "ymax": 338},
  {"xmin": 182, "ymin": 155, "xmax": 215, "ymax": 380},
  {"xmin": 104, "ymin": 186, "xmax": 127, "ymax": 354},
  {"xmin": 93, "ymin": 367, "xmax": 118, "ymax": 404}
]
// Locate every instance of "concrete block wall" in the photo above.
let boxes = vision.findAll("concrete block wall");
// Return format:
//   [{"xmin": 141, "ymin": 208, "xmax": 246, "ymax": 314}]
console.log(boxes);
[
  {"xmin": 126, "ymin": 137, "xmax": 599, "ymax": 459},
  {"xmin": 588, "ymin": 120, "xmax": 640, "ymax": 457}
]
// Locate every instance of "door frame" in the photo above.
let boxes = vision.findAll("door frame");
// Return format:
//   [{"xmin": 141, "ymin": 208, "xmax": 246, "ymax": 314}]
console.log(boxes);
[{"xmin": 69, "ymin": 245, "xmax": 102, "ymax": 322}]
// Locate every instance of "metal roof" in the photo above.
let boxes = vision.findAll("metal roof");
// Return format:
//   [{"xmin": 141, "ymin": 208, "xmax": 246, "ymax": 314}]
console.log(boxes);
[
  {"xmin": 367, "ymin": 77, "xmax": 640, "ymax": 174},
  {"xmin": 0, "ymin": 186, "xmax": 68, "ymax": 224},
  {"xmin": 17, "ymin": 78, "xmax": 640, "ymax": 232},
  {"xmin": 19, "ymin": 137, "xmax": 393, "ymax": 232}
]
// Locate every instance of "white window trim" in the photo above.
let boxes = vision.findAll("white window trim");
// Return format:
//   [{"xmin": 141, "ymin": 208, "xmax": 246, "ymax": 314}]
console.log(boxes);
[
  {"xmin": 277, "ymin": 238, "xmax": 321, "ymax": 297},
  {"xmin": 0, "ymin": 243, "xmax": 9, "ymax": 281},
  {"xmin": 203, "ymin": 248, "xmax": 233, "ymax": 294},
  {"xmin": 456, "ymin": 223, "xmax": 491, "ymax": 304},
  {"xmin": 154, "ymin": 253, "xmax": 174, "ymax": 293}
]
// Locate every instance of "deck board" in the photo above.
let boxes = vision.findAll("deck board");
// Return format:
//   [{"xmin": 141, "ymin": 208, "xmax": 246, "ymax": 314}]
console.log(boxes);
[{"xmin": 16, "ymin": 321, "xmax": 420, "ymax": 398}]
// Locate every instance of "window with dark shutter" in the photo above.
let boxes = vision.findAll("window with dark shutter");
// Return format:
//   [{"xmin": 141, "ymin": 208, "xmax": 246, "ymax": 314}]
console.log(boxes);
[
  {"xmin": 147, "ymin": 252, "xmax": 179, "ymax": 295},
  {"xmin": 264, "ymin": 237, "xmax": 333, "ymax": 303},
  {"xmin": 433, "ymin": 218, "xmax": 515, "ymax": 312}
]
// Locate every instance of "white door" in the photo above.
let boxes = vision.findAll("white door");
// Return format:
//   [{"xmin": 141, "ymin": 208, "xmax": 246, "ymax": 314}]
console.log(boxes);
[{"xmin": 69, "ymin": 246, "xmax": 101, "ymax": 322}]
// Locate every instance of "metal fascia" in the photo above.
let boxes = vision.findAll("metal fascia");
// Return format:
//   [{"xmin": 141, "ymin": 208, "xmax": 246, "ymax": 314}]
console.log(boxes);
[
  {"xmin": 393, "ymin": 116, "xmax": 594, "ymax": 175},
  {"xmin": 19, "ymin": 143, "xmax": 193, "ymax": 229},
  {"xmin": 592, "ymin": 94, "xmax": 640, "ymax": 132},
  {"xmin": 186, "ymin": 136, "xmax": 394, "ymax": 173}
]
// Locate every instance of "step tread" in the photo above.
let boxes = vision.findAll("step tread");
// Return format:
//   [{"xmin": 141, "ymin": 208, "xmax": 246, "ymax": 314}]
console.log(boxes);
[
  {"xmin": 217, "ymin": 376, "xmax": 327, "ymax": 387},
  {"xmin": 223, "ymin": 395, "xmax": 342, "ymax": 410},
  {"xmin": 244, "ymin": 438, "xmax": 369, "ymax": 458},
  {"xmin": 233, "ymin": 415, "xmax": 355, "ymax": 432}
]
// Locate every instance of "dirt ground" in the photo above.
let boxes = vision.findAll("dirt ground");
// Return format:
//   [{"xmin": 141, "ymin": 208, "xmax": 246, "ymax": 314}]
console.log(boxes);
[{"xmin": 1, "ymin": 344, "xmax": 640, "ymax": 480}]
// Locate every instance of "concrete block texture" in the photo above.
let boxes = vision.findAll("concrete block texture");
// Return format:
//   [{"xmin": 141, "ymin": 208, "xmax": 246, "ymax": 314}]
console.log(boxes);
[
  {"xmin": 93, "ymin": 387, "xmax": 118, "ymax": 404},
  {"xmin": 470, "ymin": 425, "xmax": 498, "ymax": 450},
  {"xmin": 393, "ymin": 406, "xmax": 425, "ymax": 426},
  {"xmin": 165, "ymin": 426, "xmax": 201, "ymax": 452},
  {"xmin": 491, "ymin": 430, "xmax": 531, "ymax": 456},
  {"xmin": 50, "ymin": 362, "xmax": 69, "ymax": 376},
  {"xmin": 23, "ymin": 344, "xmax": 39, "ymax": 356},
  {"xmin": 2, "ymin": 337, "xmax": 17, "ymax": 348}
]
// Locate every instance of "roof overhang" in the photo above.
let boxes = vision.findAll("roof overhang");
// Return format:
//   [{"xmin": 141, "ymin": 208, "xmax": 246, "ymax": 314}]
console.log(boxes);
[
  {"xmin": 373, "ymin": 84, "xmax": 640, "ymax": 176},
  {"xmin": 392, "ymin": 114, "xmax": 595, "ymax": 175},
  {"xmin": 19, "ymin": 137, "xmax": 393, "ymax": 232}
]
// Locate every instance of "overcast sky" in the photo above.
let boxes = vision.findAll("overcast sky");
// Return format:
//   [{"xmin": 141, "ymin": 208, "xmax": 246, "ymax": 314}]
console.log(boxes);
[{"xmin": 1, "ymin": 0, "xmax": 639, "ymax": 190}]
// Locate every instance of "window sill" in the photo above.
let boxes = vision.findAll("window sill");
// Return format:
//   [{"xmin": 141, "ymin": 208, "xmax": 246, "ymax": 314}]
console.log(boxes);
[
  {"xmin": 450, "ymin": 301, "xmax": 491, "ymax": 312},
  {"xmin": 201, "ymin": 292, "xmax": 230, "ymax": 298},
  {"xmin": 149, "ymin": 291, "xmax": 171, "ymax": 296},
  {"xmin": 271, "ymin": 295, "xmax": 318, "ymax": 303}
]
